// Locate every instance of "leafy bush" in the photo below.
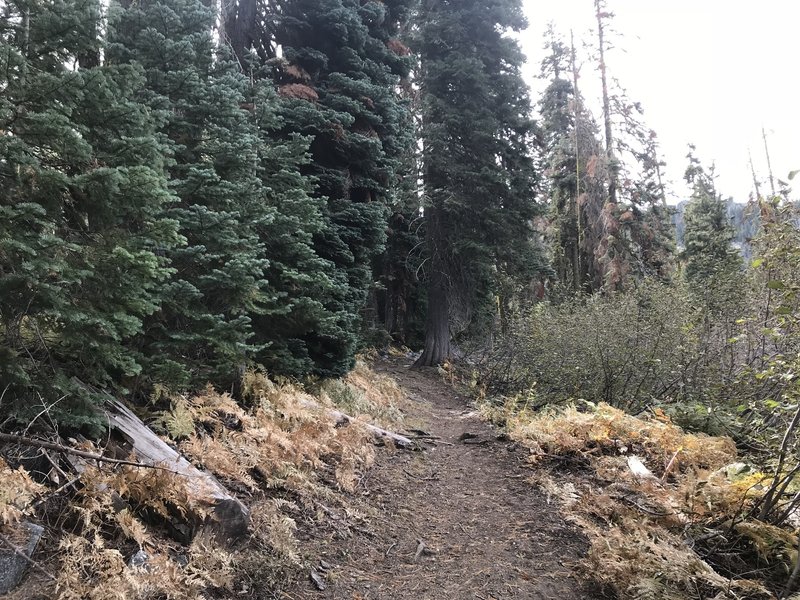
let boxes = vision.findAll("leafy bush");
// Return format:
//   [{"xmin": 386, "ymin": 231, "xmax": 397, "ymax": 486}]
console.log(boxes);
[{"xmin": 482, "ymin": 281, "xmax": 719, "ymax": 414}]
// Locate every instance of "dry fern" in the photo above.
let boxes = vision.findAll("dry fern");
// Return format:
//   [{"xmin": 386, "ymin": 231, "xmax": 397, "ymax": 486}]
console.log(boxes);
[
  {"xmin": 4, "ymin": 361, "xmax": 400, "ymax": 600},
  {"xmin": 489, "ymin": 400, "xmax": 781, "ymax": 599},
  {"xmin": 0, "ymin": 457, "xmax": 43, "ymax": 525}
]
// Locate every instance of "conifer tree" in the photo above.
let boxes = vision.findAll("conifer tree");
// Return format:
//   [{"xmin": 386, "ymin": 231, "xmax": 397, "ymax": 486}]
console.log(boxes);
[
  {"xmin": 247, "ymin": 81, "xmax": 344, "ymax": 378},
  {"xmin": 226, "ymin": 0, "xmax": 415, "ymax": 376},
  {"xmin": 414, "ymin": 0, "xmax": 542, "ymax": 366},
  {"xmin": 682, "ymin": 148, "xmax": 742, "ymax": 289},
  {"xmin": 1, "ymin": 0, "xmax": 179, "ymax": 423},
  {"xmin": 538, "ymin": 31, "xmax": 607, "ymax": 294},
  {"xmin": 108, "ymin": 0, "xmax": 272, "ymax": 391}
]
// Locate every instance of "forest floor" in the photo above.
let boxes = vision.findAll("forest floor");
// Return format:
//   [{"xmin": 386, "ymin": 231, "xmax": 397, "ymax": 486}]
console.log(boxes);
[{"xmin": 283, "ymin": 359, "xmax": 603, "ymax": 600}]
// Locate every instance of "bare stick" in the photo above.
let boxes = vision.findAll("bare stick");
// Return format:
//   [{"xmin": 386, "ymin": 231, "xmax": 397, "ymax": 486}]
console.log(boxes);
[
  {"xmin": 0, "ymin": 532, "xmax": 56, "ymax": 583},
  {"xmin": 0, "ymin": 432, "xmax": 164, "ymax": 470},
  {"xmin": 781, "ymin": 533, "xmax": 800, "ymax": 598}
]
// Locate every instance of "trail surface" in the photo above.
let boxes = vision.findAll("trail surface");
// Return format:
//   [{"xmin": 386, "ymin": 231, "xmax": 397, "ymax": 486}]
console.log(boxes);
[{"xmin": 287, "ymin": 360, "xmax": 600, "ymax": 599}]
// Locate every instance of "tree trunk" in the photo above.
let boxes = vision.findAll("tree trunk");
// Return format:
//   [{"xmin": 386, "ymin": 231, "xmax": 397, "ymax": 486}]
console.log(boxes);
[
  {"xmin": 415, "ymin": 268, "xmax": 450, "ymax": 367},
  {"xmin": 415, "ymin": 214, "xmax": 450, "ymax": 367},
  {"xmin": 570, "ymin": 31, "xmax": 583, "ymax": 293},
  {"xmin": 223, "ymin": 0, "xmax": 257, "ymax": 70},
  {"xmin": 102, "ymin": 395, "xmax": 251, "ymax": 542},
  {"xmin": 595, "ymin": 0, "xmax": 617, "ymax": 205}
]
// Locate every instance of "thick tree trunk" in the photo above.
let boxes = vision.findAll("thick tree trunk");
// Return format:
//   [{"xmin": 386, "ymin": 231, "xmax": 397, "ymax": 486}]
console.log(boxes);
[
  {"xmin": 415, "ymin": 250, "xmax": 450, "ymax": 367},
  {"xmin": 223, "ymin": 0, "xmax": 257, "ymax": 69}
]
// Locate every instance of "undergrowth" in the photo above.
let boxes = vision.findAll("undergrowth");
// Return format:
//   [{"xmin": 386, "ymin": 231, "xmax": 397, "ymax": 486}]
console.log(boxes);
[
  {"xmin": 480, "ymin": 398, "xmax": 798, "ymax": 600},
  {"xmin": 0, "ymin": 359, "xmax": 405, "ymax": 599}
]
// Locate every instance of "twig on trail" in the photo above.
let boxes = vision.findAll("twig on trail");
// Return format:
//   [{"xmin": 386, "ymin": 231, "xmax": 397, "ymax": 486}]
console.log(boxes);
[
  {"xmin": 314, "ymin": 501, "xmax": 375, "ymax": 538},
  {"xmin": 402, "ymin": 468, "xmax": 439, "ymax": 482},
  {"xmin": 0, "ymin": 532, "xmax": 56, "ymax": 583},
  {"xmin": 612, "ymin": 493, "xmax": 673, "ymax": 517},
  {"xmin": 385, "ymin": 542, "xmax": 396, "ymax": 557},
  {"xmin": 0, "ymin": 432, "xmax": 166, "ymax": 470},
  {"xmin": 412, "ymin": 538, "xmax": 438, "ymax": 563},
  {"xmin": 413, "ymin": 538, "xmax": 426, "ymax": 562},
  {"xmin": 423, "ymin": 438, "xmax": 455, "ymax": 446}
]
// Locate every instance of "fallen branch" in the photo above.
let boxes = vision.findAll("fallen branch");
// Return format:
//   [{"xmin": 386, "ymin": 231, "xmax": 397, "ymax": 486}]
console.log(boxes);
[
  {"xmin": 781, "ymin": 533, "xmax": 800, "ymax": 599},
  {"xmin": 297, "ymin": 399, "xmax": 414, "ymax": 449},
  {"xmin": 0, "ymin": 433, "xmax": 161, "ymax": 470},
  {"xmin": 413, "ymin": 539, "xmax": 426, "ymax": 562}
]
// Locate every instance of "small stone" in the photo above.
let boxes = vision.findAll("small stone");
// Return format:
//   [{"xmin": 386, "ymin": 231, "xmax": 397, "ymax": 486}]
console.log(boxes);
[
  {"xmin": 0, "ymin": 522, "xmax": 44, "ymax": 594},
  {"xmin": 128, "ymin": 549, "xmax": 149, "ymax": 570},
  {"xmin": 310, "ymin": 569, "xmax": 326, "ymax": 591}
]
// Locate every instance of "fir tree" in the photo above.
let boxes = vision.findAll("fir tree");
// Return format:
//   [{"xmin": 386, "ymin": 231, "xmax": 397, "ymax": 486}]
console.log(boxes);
[
  {"xmin": 247, "ymin": 81, "xmax": 344, "ymax": 377},
  {"xmin": 414, "ymin": 0, "xmax": 543, "ymax": 366},
  {"xmin": 226, "ymin": 0, "xmax": 415, "ymax": 376},
  {"xmin": 682, "ymin": 148, "xmax": 742, "ymax": 289},
  {"xmin": 0, "ymin": 0, "xmax": 179, "ymax": 424},
  {"xmin": 538, "ymin": 31, "xmax": 607, "ymax": 294},
  {"xmin": 108, "ymin": 0, "xmax": 271, "ymax": 391}
]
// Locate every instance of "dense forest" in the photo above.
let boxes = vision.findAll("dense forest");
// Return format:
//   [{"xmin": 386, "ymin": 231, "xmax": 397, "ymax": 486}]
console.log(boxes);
[{"xmin": 2, "ymin": 0, "xmax": 800, "ymax": 598}]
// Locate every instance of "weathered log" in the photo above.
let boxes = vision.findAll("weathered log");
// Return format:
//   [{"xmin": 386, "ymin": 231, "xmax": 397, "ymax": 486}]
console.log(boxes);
[
  {"xmin": 101, "ymin": 396, "xmax": 250, "ymax": 542},
  {"xmin": 297, "ymin": 399, "xmax": 415, "ymax": 449}
]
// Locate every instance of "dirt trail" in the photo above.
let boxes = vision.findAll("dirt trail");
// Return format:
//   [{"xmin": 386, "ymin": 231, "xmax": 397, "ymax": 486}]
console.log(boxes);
[{"xmin": 287, "ymin": 360, "xmax": 601, "ymax": 600}]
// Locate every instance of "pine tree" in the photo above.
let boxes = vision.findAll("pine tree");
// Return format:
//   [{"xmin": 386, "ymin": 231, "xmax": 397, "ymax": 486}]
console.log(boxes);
[
  {"xmin": 414, "ymin": 0, "xmax": 543, "ymax": 366},
  {"xmin": 247, "ymin": 81, "xmax": 344, "ymax": 377},
  {"xmin": 538, "ymin": 31, "xmax": 607, "ymax": 294},
  {"xmin": 0, "ymin": 0, "xmax": 179, "ymax": 424},
  {"xmin": 682, "ymin": 148, "xmax": 742, "ymax": 289},
  {"xmin": 108, "ymin": 0, "xmax": 272, "ymax": 391},
  {"xmin": 226, "ymin": 0, "xmax": 415, "ymax": 376}
]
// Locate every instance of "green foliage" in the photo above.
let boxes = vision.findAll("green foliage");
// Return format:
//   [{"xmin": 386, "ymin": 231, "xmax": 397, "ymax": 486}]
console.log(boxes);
[
  {"xmin": 682, "ymin": 149, "xmax": 744, "ymax": 298},
  {"xmin": 230, "ymin": 0, "xmax": 416, "ymax": 376},
  {"xmin": 537, "ymin": 31, "xmax": 606, "ymax": 293},
  {"xmin": 1, "ymin": 0, "xmax": 416, "ymax": 427},
  {"xmin": 484, "ymin": 281, "xmax": 706, "ymax": 413},
  {"xmin": 415, "ymin": 0, "xmax": 546, "ymax": 350},
  {"xmin": 1, "ymin": 0, "xmax": 179, "ymax": 426},
  {"xmin": 107, "ymin": 0, "xmax": 270, "ymax": 391}
]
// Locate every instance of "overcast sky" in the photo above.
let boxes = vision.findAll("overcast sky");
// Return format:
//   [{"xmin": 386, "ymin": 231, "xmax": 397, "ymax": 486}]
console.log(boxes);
[{"xmin": 519, "ymin": 0, "xmax": 800, "ymax": 203}]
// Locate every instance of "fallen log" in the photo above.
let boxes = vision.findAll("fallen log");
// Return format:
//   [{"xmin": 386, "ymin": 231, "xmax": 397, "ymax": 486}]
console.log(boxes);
[
  {"xmin": 296, "ymin": 398, "xmax": 415, "ymax": 449},
  {"xmin": 101, "ymin": 395, "xmax": 250, "ymax": 542}
]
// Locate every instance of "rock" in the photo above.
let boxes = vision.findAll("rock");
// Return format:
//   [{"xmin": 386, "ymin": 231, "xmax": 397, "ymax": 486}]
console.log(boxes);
[
  {"xmin": 0, "ymin": 522, "xmax": 44, "ymax": 594},
  {"xmin": 724, "ymin": 462, "xmax": 752, "ymax": 480},
  {"xmin": 128, "ymin": 549, "xmax": 149, "ymax": 570},
  {"xmin": 310, "ymin": 569, "xmax": 327, "ymax": 591},
  {"xmin": 627, "ymin": 455, "xmax": 657, "ymax": 480}
]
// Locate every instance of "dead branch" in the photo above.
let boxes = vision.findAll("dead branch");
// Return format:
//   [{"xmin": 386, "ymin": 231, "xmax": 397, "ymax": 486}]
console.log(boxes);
[
  {"xmin": 0, "ymin": 432, "xmax": 162, "ymax": 470},
  {"xmin": 296, "ymin": 398, "xmax": 415, "ymax": 449}
]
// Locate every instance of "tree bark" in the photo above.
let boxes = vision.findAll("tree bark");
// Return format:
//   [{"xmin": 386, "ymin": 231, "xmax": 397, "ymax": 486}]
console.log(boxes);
[
  {"xmin": 570, "ymin": 30, "xmax": 583, "ymax": 293},
  {"xmin": 595, "ymin": 0, "xmax": 617, "ymax": 205},
  {"xmin": 102, "ymin": 395, "xmax": 251, "ymax": 541},
  {"xmin": 223, "ymin": 0, "xmax": 257, "ymax": 70},
  {"xmin": 415, "ymin": 204, "xmax": 450, "ymax": 367}
]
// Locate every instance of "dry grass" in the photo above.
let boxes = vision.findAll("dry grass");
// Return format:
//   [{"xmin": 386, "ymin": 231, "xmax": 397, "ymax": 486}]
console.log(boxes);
[
  {"xmin": 0, "ymin": 361, "xmax": 406, "ymax": 599},
  {"xmin": 482, "ymin": 399, "xmax": 791, "ymax": 600},
  {"xmin": 320, "ymin": 359, "xmax": 406, "ymax": 428}
]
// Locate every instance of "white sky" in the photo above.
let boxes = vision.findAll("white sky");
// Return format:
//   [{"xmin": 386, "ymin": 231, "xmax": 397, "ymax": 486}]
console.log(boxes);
[{"xmin": 519, "ymin": 0, "xmax": 800, "ymax": 203}]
